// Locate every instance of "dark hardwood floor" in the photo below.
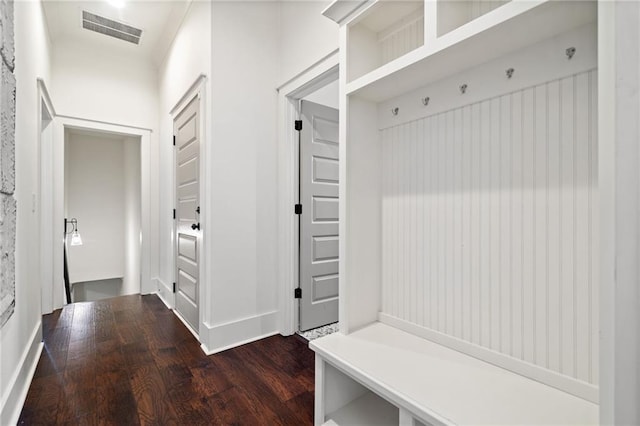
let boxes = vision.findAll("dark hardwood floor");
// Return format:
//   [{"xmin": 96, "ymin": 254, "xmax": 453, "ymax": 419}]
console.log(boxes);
[{"xmin": 18, "ymin": 294, "xmax": 315, "ymax": 425}]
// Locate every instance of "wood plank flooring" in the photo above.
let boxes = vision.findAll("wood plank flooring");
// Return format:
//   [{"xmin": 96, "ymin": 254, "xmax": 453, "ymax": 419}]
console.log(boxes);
[{"xmin": 18, "ymin": 294, "xmax": 315, "ymax": 425}]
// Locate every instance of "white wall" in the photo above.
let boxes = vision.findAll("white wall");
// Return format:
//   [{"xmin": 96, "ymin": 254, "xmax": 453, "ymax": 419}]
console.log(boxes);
[
  {"xmin": 157, "ymin": 0, "xmax": 211, "ymax": 303},
  {"xmin": 51, "ymin": 35, "xmax": 159, "ymax": 292},
  {"xmin": 51, "ymin": 37, "xmax": 158, "ymax": 128},
  {"xmin": 66, "ymin": 132, "xmax": 125, "ymax": 284},
  {"xmin": 64, "ymin": 131, "xmax": 140, "ymax": 301},
  {"xmin": 0, "ymin": 1, "xmax": 51, "ymax": 422},
  {"xmin": 205, "ymin": 1, "xmax": 280, "ymax": 350},
  {"xmin": 123, "ymin": 137, "xmax": 141, "ymax": 298},
  {"xmin": 278, "ymin": 0, "xmax": 338, "ymax": 84}
]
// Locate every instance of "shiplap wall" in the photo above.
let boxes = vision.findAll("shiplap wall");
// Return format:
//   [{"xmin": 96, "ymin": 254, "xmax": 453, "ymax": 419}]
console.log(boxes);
[
  {"xmin": 379, "ymin": 14, "xmax": 424, "ymax": 65},
  {"xmin": 470, "ymin": 0, "xmax": 510, "ymax": 20},
  {"xmin": 381, "ymin": 70, "xmax": 598, "ymax": 386}
]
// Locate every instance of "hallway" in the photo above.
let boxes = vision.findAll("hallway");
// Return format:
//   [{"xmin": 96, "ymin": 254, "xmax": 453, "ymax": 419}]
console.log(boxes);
[{"xmin": 18, "ymin": 295, "xmax": 314, "ymax": 425}]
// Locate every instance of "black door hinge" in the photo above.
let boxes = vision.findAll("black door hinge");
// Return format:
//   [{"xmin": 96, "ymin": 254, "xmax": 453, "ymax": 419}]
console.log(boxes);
[
  {"xmin": 173, "ymin": 135, "xmax": 176, "ymax": 146},
  {"xmin": 295, "ymin": 204, "xmax": 302, "ymax": 215},
  {"xmin": 294, "ymin": 288, "xmax": 302, "ymax": 299},
  {"xmin": 173, "ymin": 282, "xmax": 176, "ymax": 293},
  {"xmin": 173, "ymin": 208, "xmax": 176, "ymax": 219},
  {"xmin": 294, "ymin": 120, "xmax": 302, "ymax": 131}
]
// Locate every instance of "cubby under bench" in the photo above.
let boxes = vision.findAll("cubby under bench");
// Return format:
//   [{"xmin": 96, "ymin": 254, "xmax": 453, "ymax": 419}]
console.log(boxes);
[{"xmin": 310, "ymin": 322, "xmax": 598, "ymax": 426}]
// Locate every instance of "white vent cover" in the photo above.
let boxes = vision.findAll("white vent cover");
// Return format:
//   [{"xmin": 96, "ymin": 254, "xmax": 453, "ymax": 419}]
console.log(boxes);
[{"xmin": 82, "ymin": 11, "xmax": 142, "ymax": 45}]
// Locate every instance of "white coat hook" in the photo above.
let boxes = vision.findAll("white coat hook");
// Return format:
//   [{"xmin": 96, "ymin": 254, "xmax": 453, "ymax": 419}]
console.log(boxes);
[
  {"xmin": 459, "ymin": 84, "xmax": 468, "ymax": 94},
  {"xmin": 566, "ymin": 47, "xmax": 576, "ymax": 60},
  {"xmin": 421, "ymin": 97, "xmax": 430, "ymax": 106},
  {"xmin": 506, "ymin": 68, "xmax": 514, "ymax": 79},
  {"xmin": 391, "ymin": 107, "xmax": 399, "ymax": 116}
]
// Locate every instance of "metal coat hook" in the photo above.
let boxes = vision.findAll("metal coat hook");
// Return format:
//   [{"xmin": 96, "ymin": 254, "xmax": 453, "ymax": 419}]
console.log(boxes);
[
  {"xmin": 391, "ymin": 107, "xmax": 399, "ymax": 116},
  {"xmin": 566, "ymin": 47, "xmax": 576, "ymax": 60},
  {"xmin": 459, "ymin": 84, "xmax": 468, "ymax": 94},
  {"xmin": 421, "ymin": 97, "xmax": 430, "ymax": 106},
  {"xmin": 506, "ymin": 68, "xmax": 514, "ymax": 79}
]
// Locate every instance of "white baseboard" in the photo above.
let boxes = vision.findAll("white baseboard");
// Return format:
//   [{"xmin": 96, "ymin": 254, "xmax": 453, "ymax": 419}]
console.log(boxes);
[
  {"xmin": 155, "ymin": 278, "xmax": 174, "ymax": 309},
  {"xmin": 0, "ymin": 321, "xmax": 43, "ymax": 425},
  {"xmin": 201, "ymin": 310, "xmax": 280, "ymax": 355}
]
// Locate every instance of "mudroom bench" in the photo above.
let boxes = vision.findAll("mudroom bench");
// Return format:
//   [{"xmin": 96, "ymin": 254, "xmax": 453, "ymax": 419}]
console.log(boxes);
[{"xmin": 310, "ymin": 322, "xmax": 598, "ymax": 426}]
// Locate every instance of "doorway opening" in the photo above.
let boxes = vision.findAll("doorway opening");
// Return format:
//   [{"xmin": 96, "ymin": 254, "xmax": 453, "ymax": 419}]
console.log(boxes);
[
  {"xmin": 276, "ymin": 54, "xmax": 339, "ymax": 336},
  {"xmin": 63, "ymin": 128, "xmax": 141, "ymax": 303}
]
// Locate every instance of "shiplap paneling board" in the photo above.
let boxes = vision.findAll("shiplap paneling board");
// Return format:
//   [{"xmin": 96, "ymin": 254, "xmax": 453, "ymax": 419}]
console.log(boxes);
[
  {"xmin": 380, "ymin": 70, "xmax": 598, "ymax": 390},
  {"xmin": 379, "ymin": 9, "xmax": 423, "ymax": 65}
]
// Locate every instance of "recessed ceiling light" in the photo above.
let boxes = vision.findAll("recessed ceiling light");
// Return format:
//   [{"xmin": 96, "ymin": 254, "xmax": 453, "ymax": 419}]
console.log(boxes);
[{"xmin": 107, "ymin": 0, "xmax": 125, "ymax": 8}]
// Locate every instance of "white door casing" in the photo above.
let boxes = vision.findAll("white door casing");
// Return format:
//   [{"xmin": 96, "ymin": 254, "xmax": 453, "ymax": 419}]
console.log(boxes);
[
  {"xmin": 174, "ymin": 96, "xmax": 200, "ymax": 331},
  {"xmin": 299, "ymin": 100, "xmax": 340, "ymax": 331}
]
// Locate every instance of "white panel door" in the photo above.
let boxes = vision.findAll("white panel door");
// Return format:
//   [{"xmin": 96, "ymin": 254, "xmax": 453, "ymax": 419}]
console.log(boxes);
[
  {"xmin": 300, "ymin": 100, "xmax": 339, "ymax": 331},
  {"xmin": 174, "ymin": 97, "xmax": 200, "ymax": 331}
]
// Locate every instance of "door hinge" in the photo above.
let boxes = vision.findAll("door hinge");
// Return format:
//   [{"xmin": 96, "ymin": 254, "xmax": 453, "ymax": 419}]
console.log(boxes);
[
  {"xmin": 173, "ymin": 208, "xmax": 176, "ymax": 220},
  {"xmin": 294, "ymin": 120, "xmax": 302, "ymax": 131},
  {"xmin": 294, "ymin": 288, "xmax": 302, "ymax": 299},
  {"xmin": 173, "ymin": 135, "xmax": 176, "ymax": 146},
  {"xmin": 173, "ymin": 282, "xmax": 176, "ymax": 293},
  {"xmin": 295, "ymin": 204, "xmax": 302, "ymax": 215}
]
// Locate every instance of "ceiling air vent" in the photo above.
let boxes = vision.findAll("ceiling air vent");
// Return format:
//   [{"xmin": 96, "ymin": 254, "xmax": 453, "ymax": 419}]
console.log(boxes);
[{"xmin": 82, "ymin": 11, "xmax": 142, "ymax": 45}]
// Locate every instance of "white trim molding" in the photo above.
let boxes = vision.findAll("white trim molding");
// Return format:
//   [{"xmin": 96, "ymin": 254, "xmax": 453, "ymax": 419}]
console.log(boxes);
[
  {"xmin": 0, "ymin": 322, "xmax": 43, "ymax": 425},
  {"xmin": 155, "ymin": 278, "xmax": 173, "ymax": 309},
  {"xmin": 277, "ymin": 51, "xmax": 339, "ymax": 336},
  {"xmin": 37, "ymin": 78, "xmax": 56, "ymax": 117},
  {"xmin": 170, "ymin": 74, "xmax": 207, "ymax": 116},
  {"xmin": 37, "ymin": 78, "xmax": 58, "ymax": 314},
  {"xmin": 322, "ymin": 0, "xmax": 369, "ymax": 25},
  {"xmin": 201, "ymin": 311, "xmax": 279, "ymax": 355}
]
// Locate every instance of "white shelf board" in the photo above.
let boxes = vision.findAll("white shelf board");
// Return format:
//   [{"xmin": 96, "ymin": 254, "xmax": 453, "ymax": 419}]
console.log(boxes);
[
  {"xmin": 346, "ymin": 0, "xmax": 597, "ymax": 102},
  {"xmin": 310, "ymin": 322, "xmax": 599, "ymax": 425},
  {"xmin": 326, "ymin": 391, "xmax": 399, "ymax": 425}
]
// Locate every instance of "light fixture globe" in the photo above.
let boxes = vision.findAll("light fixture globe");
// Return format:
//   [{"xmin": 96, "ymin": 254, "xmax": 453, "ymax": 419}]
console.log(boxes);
[{"xmin": 70, "ymin": 231, "xmax": 83, "ymax": 246}]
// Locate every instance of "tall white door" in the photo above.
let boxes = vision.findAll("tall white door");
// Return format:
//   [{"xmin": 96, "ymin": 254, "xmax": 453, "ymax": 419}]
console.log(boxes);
[
  {"xmin": 299, "ymin": 100, "xmax": 339, "ymax": 331},
  {"xmin": 174, "ymin": 97, "xmax": 200, "ymax": 331}
]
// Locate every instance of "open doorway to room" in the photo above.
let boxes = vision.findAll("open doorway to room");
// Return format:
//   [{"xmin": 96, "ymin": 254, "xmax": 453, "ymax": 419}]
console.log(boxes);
[
  {"xmin": 38, "ymin": 112, "xmax": 153, "ymax": 314},
  {"xmin": 63, "ymin": 128, "xmax": 141, "ymax": 303},
  {"xmin": 277, "ymin": 58, "xmax": 340, "ymax": 339}
]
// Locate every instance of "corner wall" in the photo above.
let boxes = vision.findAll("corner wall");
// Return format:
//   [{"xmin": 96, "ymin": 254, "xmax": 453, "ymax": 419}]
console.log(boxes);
[{"xmin": 0, "ymin": 0, "xmax": 51, "ymax": 422}]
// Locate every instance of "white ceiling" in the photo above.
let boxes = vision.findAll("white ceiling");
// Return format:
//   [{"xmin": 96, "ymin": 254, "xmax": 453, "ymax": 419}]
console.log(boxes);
[{"xmin": 42, "ymin": 0, "xmax": 192, "ymax": 65}]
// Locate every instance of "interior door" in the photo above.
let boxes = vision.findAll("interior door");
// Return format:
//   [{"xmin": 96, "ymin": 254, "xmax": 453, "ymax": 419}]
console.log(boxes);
[
  {"xmin": 174, "ymin": 96, "xmax": 200, "ymax": 331},
  {"xmin": 299, "ymin": 100, "xmax": 339, "ymax": 331}
]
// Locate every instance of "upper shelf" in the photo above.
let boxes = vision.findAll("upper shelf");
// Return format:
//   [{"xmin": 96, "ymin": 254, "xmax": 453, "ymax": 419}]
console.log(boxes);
[{"xmin": 346, "ymin": 0, "xmax": 597, "ymax": 102}]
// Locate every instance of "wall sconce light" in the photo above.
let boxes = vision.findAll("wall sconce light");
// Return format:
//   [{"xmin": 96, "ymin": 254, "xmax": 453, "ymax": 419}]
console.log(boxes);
[{"xmin": 65, "ymin": 218, "xmax": 83, "ymax": 246}]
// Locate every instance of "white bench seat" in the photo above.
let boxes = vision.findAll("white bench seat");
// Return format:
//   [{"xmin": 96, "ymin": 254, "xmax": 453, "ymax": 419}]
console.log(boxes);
[{"xmin": 310, "ymin": 322, "xmax": 598, "ymax": 426}]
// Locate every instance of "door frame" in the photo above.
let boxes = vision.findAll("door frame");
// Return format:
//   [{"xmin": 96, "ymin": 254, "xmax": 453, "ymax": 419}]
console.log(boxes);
[
  {"xmin": 169, "ymin": 74, "xmax": 208, "ymax": 339},
  {"xmin": 37, "ymin": 79, "xmax": 57, "ymax": 314},
  {"xmin": 277, "ymin": 51, "xmax": 339, "ymax": 335},
  {"xmin": 40, "ymin": 93, "xmax": 154, "ymax": 310}
]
